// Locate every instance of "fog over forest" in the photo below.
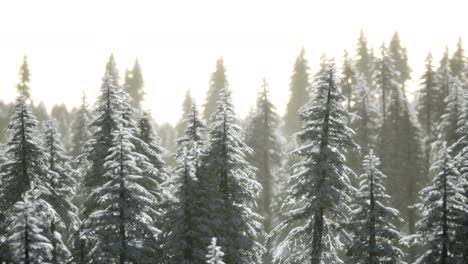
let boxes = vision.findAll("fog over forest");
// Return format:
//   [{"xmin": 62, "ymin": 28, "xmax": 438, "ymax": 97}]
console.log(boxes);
[{"xmin": 0, "ymin": 1, "xmax": 467, "ymax": 264}]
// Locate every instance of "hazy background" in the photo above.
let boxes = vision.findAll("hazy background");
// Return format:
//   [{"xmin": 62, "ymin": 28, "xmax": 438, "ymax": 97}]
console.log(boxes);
[{"xmin": 0, "ymin": 0, "xmax": 466, "ymax": 123}]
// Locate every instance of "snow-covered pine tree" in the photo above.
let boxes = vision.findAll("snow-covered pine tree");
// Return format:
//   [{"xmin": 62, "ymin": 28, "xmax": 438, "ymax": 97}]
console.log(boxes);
[
  {"xmin": 135, "ymin": 111, "xmax": 168, "ymax": 203},
  {"xmin": 348, "ymin": 74, "xmax": 380, "ymax": 177},
  {"xmin": 160, "ymin": 145, "xmax": 204, "ymax": 263},
  {"xmin": 284, "ymin": 48, "xmax": 311, "ymax": 136},
  {"xmin": 0, "ymin": 96, "xmax": 61, "ymax": 263},
  {"xmin": 70, "ymin": 92, "xmax": 91, "ymax": 160},
  {"xmin": 42, "ymin": 120, "xmax": 80, "ymax": 237},
  {"xmin": 341, "ymin": 50, "xmax": 356, "ymax": 112},
  {"xmin": 201, "ymin": 87, "xmax": 264, "ymax": 264},
  {"xmin": 413, "ymin": 143, "xmax": 466, "ymax": 263},
  {"xmin": 206, "ymin": 237, "xmax": 225, "ymax": 264},
  {"xmin": 244, "ymin": 79, "xmax": 284, "ymax": 263},
  {"xmin": 456, "ymin": 144, "xmax": 468, "ymax": 263},
  {"xmin": 0, "ymin": 96, "xmax": 48, "ymax": 226},
  {"xmin": 346, "ymin": 150, "xmax": 405, "ymax": 263},
  {"xmin": 176, "ymin": 89, "xmax": 195, "ymax": 138},
  {"xmin": 274, "ymin": 61, "xmax": 356, "ymax": 264},
  {"xmin": 203, "ymin": 58, "xmax": 228, "ymax": 123},
  {"xmin": 373, "ymin": 44, "xmax": 400, "ymax": 120},
  {"xmin": 82, "ymin": 126, "xmax": 160, "ymax": 263},
  {"xmin": 7, "ymin": 186, "xmax": 56, "ymax": 263},
  {"xmin": 80, "ymin": 55, "xmax": 122, "ymax": 208},
  {"xmin": 436, "ymin": 77, "xmax": 465, "ymax": 152},
  {"xmin": 158, "ymin": 105, "xmax": 207, "ymax": 264},
  {"xmin": 16, "ymin": 55, "xmax": 32, "ymax": 99}
]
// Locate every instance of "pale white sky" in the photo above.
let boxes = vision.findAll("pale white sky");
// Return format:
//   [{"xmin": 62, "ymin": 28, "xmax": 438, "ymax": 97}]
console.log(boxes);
[{"xmin": 0, "ymin": 0, "xmax": 466, "ymax": 124}]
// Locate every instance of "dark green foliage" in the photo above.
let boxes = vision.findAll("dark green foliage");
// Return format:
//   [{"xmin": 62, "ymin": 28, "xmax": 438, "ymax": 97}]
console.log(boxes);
[{"xmin": 124, "ymin": 59, "xmax": 145, "ymax": 109}]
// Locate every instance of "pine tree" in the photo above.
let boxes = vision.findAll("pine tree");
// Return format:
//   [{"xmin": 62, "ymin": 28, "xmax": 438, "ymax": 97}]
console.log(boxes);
[
  {"xmin": 348, "ymin": 75, "xmax": 380, "ymax": 176},
  {"xmin": 176, "ymin": 89, "xmax": 195, "ymax": 138},
  {"xmin": 416, "ymin": 53, "xmax": 441, "ymax": 178},
  {"xmin": 436, "ymin": 77, "xmax": 465, "ymax": 151},
  {"xmin": 124, "ymin": 59, "xmax": 145, "ymax": 109},
  {"xmin": 284, "ymin": 48, "xmax": 311, "ymax": 135},
  {"xmin": 355, "ymin": 30, "xmax": 373, "ymax": 85},
  {"xmin": 80, "ymin": 56, "xmax": 122, "ymax": 193},
  {"xmin": 417, "ymin": 53, "xmax": 440, "ymax": 137},
  {"xmin": 244, "ymin": 79, "xmax": 283, "ymax": 263},
  {"xmin": 32, "ymin": 101, "xmax": 49, "ymax": 125},
  {"xmin": 373, "ymin": 44, "xmax": 400, "ymax": 119},
  {"xmin": 346, "ymin": 150, "xmax": 405, "ymax": 263},
  {"xmin": 389, "ymin": 32, "xmax": 411, "ymax": 88},
  {"xmin": 413, "ymin": 143, "xmax": 466, "ymax": 263},
  {"xmin": 16, "ymin": 55, "xmax": 32, "ymax": 99},
  {"xmin": 450, "ymin": 38, "xmax": 465, "ymax": 79},
  {"xmin": 50, "ymin": 104, "xmax": 72, "ymax": 150},
  {"xmin": 274, "ymin": 61, "xmax": 356, "ymax": 264},
  {"xmin": 82, "ymin": 126, "xmax": 160, "ymax": 263},
  {"xmin": 435, "ymin": 47, "xmax": 453, "ymax": 115},
  {"xmin": 377, "ymin": 82, "xmax": 425, "ymax": 262},
  {"xmin": 42, "ymin": 120, "xmax": 80, "ymax": 235},
  {"xmin": 342, "ymin": 50, "xmax": 356, "ymax": 112},
  {"xmin": 7, "ymin": 187, "xmax": 57, "ymax": 264},
  {"xmin": 203, "ymin": 58, "xmax": 228, "ymax": 123},
  {"xmin": 201, "ymin": 87, "xmax": 264, "ymax": 264},
  {"xmin": 70, "ymin": 92, "xmax": 91, "ymax": 159},
  {"xmin": 456, "ymin": 144, "xmax": 468, "ymax": 263},
  {"xmin": 160, "ymin": 104, "xmax": 207, "ymax": 263},
  {"xmin": 0, "ymin": 96, "xmax": 48, "ymax": 218},
  {"xmin": 206, "ymin": 237, "xmax": 225, "ymax": 264}
]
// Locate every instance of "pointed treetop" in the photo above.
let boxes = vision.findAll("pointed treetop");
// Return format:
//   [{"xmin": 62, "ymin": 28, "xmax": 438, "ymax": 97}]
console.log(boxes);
[
  {"xmin": 16, "ymin": 55, "xmax": 31, "ymax": 99},
  {"xmin": 203, "ymin": 57, "xmax": 228, "ymax": 123}
]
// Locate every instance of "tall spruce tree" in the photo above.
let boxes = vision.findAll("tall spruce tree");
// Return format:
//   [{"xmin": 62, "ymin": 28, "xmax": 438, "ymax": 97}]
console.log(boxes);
[
  {"xmin": 436, "ymin": 77, "xmax": 465, "ymax": 151},
  {"xmin": 203, "ymin": 58, "xmax": 228, "ymax": 123},
  {"xmin": 456, "ymin": 143, "xmax": 468, "ymax": 262},
  {"xmin": 274, "ymin": 61, "xmax": 356, "ymax": 264},
  {"xmin": 0, "ymin": 96, "xmax": 54, "ymax": 263},
  {"xmin": 160, "ymin": 104, "xmax": 207, "ymax": 263},
  {"xmin": 416, "ymin": 53, "xmax": 441, "ymax": 176},
  {"xmin": 389, "ymin": 32, "xmax": 412, "ymax": 88},
  {"xmin": 377, "ymin": 80, "xmax": 425, "ymax": 262},
  {"xmin": 373, "ymin": 44, "xmax": 399, "ymax": 119},
  {"xmin": 413, "ymin": 143, "xmax": 466, "ymax": 263},
  {"xmin": 348, "ymin": 75, "xmax": 380, "ymax": 176},
  {"xmin": 355, "ymin": 30, "xmax": 373, "ymax": 85},
  {"xmin": 82, "ymin": 126, "xmax": 160, "ymax": 263},
  {"xmin": 176, "ymin": 89, "xmax": 195, "ymax": 138},
  {"xmin": 16, "ymin": 55, "xmax": 32, "ymax": 99},
  {"xmin": 450, "ymin": 38, "xmax": 465, "ymax": 79},
  {"xmin": 284, "ymin": 48, "xmax": 311, "ymax": 135},
  {"xmin": 80, "ymin": 56, "xmax": 121, "ymax": 192},
  {"xmin": 245, "ymin": 79, "xmax": 284, "ymax": 263},
  {"xmin": 435, "ymin": 47, "xmax": 453, "ymax": 115},
  {"xmin": 70, "ymin": 92, "xmax": 91, "ymax": 159},
  {"xmin": 201, "ymin": 87, "xmax": 264, "ymax": 264},
  {"xmin": 346, "ymin": 150, "xmax": 405, "ymax": 263},
  {"xmin": 42, "ymin": 120, "xmax": 79, "ymax": 234},
  {"xmin": 124, "ymin": 59, "xmax": 145, "ymax": 109}
]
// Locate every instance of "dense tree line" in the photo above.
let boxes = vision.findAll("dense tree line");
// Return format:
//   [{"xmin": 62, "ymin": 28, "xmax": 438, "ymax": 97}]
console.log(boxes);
[{"xmin": 0, "ymin": 32, "xmax": 466, "ymax": 264}]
